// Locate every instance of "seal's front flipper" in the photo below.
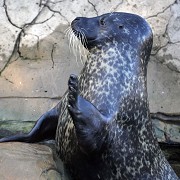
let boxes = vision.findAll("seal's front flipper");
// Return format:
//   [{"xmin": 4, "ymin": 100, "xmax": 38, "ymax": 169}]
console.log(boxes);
[
  {"xmin": 0, "ymin": 102, "xmax": 61, "ymax": 143},
  {"xmin": 68, "ymin": 74, "xmax": 108, "ymax": 154}
]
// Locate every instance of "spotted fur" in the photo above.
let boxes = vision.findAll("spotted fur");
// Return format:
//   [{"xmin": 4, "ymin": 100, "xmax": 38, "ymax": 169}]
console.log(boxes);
[{"xmin": 55, "ymin": 13, "xmax": 178, "ymax": 180}]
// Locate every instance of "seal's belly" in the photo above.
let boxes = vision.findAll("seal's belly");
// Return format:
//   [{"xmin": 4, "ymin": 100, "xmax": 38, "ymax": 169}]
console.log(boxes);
[{"xmin": 55, "ymin": 93, "xmax": 78, "ymax": 161}]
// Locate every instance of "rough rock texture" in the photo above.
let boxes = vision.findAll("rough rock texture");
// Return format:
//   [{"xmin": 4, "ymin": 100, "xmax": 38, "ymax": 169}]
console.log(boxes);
[
  {"xmin": 0, "ymin": 142, "xmax": 62, "ymax": 180},
  {"xmin": 0, "ymin": 0, "xmax": 180, "ymax": 121},
  {"xmin": 151, "ymin": 112, "xmax": 180, "ymax": 143}
]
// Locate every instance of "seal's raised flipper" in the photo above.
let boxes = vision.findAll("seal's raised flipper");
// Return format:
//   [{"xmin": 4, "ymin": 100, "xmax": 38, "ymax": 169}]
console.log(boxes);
[
  {"xmin": 68, "ymin": 74, "xmax": 108, "ymax": 154},
  {"xmin": 0, "ymin": 102, "xmax": 61, "ymax": 143}
]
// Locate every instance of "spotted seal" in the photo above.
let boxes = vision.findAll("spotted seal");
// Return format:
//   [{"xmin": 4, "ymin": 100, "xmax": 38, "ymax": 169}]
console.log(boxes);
[{"xmin": 0, "ymin": 12, "xmax": 178, "ymax": 180}]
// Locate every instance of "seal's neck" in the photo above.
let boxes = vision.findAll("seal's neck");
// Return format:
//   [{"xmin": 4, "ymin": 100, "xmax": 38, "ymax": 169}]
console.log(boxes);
[
  {"xmin": 87, "ymin": 42, "xmax": 150, "ymax": 124},
  {"xmin": 89, "ymin": 42, "xmax": 148, "ymax": 93}
]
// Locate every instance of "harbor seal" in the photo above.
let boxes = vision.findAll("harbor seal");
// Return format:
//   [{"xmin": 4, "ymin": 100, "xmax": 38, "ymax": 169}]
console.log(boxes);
[{"xmin": 0, "ymin": 12, "xmax": 178, "ymax": 180}]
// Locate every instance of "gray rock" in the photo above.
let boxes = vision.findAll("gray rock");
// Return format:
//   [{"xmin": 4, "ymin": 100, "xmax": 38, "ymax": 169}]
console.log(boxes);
[
  {"xmin": 147, "ymin": 60, "xmax": 180, "ymax": 113},
  {"xmin": 0, "ymin": 142, "xmax": 62, "ymax": 180},
  {"xmin": 168, "ymin": 1, "xmax": 180, "ymax": 43}
]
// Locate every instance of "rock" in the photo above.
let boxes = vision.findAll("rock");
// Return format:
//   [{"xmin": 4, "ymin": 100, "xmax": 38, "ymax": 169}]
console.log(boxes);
[
  {"xmin": 151, "ymin": 112, "xmax": 180, "ymax": 143},
  {"xmin": 168, "ymin": 1, "xmax": 180, "ymax": 43},
  {"xmin": 0, "ymin": 120, "xmax": 34, "ymax": 138},
  {"xmin": 0, "ymin": 6, "xmax": 20, "ymax": 72},
  {"xmin": 157, "ymin": 43, "xmax": 180, "ymax": 72},
  {"xmin": 146, "ymin": 10, "xmax": 170, "ymax": 55},
  {"xmin": 147, "ymin": 60, "xmax": 180, "ymax": 113},
  {"xmin": 153, "ymin": 0, "xmax": 180, "ymax": 73},
  {"xmin": 0, "ymin": 142, "xmax": 62, "ymax": 180}
]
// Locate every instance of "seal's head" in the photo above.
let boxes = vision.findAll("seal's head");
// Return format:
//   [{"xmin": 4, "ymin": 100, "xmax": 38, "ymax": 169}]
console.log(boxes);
[{"xmin": 71, "ymin": 12, "xmax": 153, "ymax": 63}]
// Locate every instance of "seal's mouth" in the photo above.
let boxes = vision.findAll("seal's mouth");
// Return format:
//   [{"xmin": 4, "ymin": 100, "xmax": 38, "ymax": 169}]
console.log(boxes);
[
  {"xmin": 71, "ymin": 27, "xmax": 89, "ymax": 49},
  {"xmin": 71, "ymin": 18, "xmax": 84, "ymax": 40},
  {"xmin": 71, "ymin": 17, "xmax": 98, "ymax": 49},
  {"xmin": 71, "ymin": 27, "xmax": 81, "ymax": 39}
]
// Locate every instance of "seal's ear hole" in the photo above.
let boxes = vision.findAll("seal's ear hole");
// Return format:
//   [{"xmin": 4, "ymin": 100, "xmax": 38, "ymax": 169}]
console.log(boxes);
[
  {"xmin": 118, "ymin": 24, "xmax": 124, "ymax": 29},
  {"xmin": 99, "ymin": 17, "xmax": 106, "ymax": 26}
]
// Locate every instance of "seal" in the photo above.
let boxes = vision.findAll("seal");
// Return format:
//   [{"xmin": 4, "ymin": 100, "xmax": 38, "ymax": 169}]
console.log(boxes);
[{"xmin": 0, "ymin": 12, "xmax": 178, "ymax": 180}]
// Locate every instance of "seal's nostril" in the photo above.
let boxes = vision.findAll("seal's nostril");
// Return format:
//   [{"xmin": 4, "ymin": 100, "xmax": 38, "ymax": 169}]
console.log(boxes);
[
  {"xmin": 72, "ymin": 17, "xmax": 81, "ymax": 26},
  {"xmin": 74, "ymin": 17, "xmax": 81, "ymax": 22}
]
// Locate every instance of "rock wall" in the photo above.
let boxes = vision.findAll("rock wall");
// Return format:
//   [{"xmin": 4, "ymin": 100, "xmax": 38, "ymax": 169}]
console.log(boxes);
[{"xmin": 0, "ymin": 0, "xmax": 180, "ymax": 124}]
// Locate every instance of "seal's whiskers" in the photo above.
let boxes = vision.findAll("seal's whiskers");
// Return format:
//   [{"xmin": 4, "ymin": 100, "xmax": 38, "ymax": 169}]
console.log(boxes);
[{"xmin": 65, "ymin": 27, "xmax": 87, "ymax": 66}]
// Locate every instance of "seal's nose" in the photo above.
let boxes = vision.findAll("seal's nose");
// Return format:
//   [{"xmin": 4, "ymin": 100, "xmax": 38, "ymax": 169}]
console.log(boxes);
[
  {"xmin": 74, "ymin": 17, "xmax": 81, "ymax": 22},
  {"xmin": 72, "ymin": 17, "xmax": 82, "ymax": 25},
  {"xmin": 71, "ymin": 17, "xmax": 81, "ymax": 27}
]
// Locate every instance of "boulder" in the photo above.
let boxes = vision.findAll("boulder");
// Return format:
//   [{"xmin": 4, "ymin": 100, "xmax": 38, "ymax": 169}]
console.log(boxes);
[{"xmin": 0, "ymin": 142, "xmax": 62, "ymax": 180}]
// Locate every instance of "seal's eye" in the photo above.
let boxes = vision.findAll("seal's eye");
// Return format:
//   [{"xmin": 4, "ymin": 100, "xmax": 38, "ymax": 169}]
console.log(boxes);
[
  {"xmin": 118, "ymin": 24, "xmax": 124, "ymax": 29},
  {"xmin": 99, "ymin": 18, "xmax": 106, "ymax": 26}
]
